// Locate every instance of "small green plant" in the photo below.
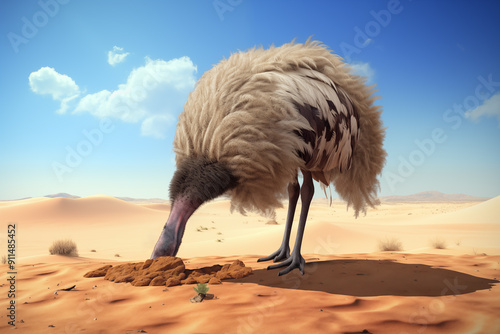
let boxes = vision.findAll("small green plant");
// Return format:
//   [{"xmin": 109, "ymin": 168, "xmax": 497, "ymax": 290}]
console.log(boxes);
[
  {"xmin": 49, "ymin": 239, "xmax": 78, "ymax": 257},
  {"xmin": 193, "ymin": 283, "xmax": 209, "ymax": 295}
]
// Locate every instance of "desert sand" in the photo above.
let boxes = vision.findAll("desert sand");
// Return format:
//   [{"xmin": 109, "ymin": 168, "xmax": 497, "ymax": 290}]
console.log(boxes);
[{"xmin": 0, "ymin": 195, "xmax": 499, "ymax": 333}]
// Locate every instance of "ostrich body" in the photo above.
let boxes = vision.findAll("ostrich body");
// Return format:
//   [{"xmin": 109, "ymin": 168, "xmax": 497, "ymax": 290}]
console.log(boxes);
[{"xmin": 151, "ymin": 40, "xmax": 386, "ymax": 276}]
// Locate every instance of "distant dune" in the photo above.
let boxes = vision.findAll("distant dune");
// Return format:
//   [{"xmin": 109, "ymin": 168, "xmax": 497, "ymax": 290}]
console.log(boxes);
[
  {"xmin": 381, "ymin": 190, "xmax": 491, "ymax": 202},
  {"xmin": 2, "ymin": 193, "xmax": 170, "ymax": 204},
  {"xmin": 2, "ymin": 190, "xmax": 491, "ymax": 204},
  {"xmin": 2, "ymin": 194, "xmax": 498, "ymax": 261},
  {"xmin": 44, "ymin": 192, "xmax": 81, "ymax": 199},
  {"xmin": 115, "ymin": 196, "xmax": 170, "ymax": 204},
  {"xmin": 0, "ymin": 195, "xmax": 165, "ymax": 223}
]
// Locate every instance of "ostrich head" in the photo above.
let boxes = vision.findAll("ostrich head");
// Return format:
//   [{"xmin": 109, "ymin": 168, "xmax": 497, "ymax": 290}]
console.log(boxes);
[{"xmin": 151, "ymin": 157, "xmax": 238, "ymax": 258}]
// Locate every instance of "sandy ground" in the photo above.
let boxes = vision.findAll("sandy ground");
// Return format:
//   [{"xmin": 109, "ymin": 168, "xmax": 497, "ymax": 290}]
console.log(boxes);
[{"xmin": 0, "ymin": 195, "xmax": 499, "ymax": 333}]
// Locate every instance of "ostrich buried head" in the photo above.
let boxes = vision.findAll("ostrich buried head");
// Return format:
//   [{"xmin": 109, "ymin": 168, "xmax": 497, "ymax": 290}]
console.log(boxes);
[
  {"xmin": 151, "ymin": 157, "xmax": 238, "ymax": 257},
  {"xmin": 151, "ymin": 39, "xmax": 386, "ymax": 276}
]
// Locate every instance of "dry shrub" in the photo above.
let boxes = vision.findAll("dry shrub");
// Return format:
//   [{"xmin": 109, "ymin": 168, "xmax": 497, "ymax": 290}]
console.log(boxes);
[
  {"xmin": 430, "ymin": 237, "xmax": 447, "ymax": 249},
  {"xmin": 378, "ymin": 237, "xmax": 403, "ymax": 252},
  {"xmin": 49, "ymin": 239, "xmax": 78, "ymax": 257}
]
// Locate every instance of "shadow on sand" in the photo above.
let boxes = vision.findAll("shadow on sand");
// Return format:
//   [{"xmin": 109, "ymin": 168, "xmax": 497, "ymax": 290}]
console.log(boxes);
[{"xmin": 227, "ymin": 259, "xmax": 499, "ymax": 297}]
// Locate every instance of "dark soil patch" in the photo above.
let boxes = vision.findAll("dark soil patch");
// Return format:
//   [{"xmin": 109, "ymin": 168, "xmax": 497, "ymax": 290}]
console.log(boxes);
[{"xmin": 84, "ymin": 257, "xmax": 252, "ymax": 287}]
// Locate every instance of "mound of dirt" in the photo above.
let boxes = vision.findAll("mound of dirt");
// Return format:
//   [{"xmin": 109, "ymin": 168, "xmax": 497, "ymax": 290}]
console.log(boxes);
[{"xmin": 84, "ymin": 257, "xmax": 252, "ymax": 287}]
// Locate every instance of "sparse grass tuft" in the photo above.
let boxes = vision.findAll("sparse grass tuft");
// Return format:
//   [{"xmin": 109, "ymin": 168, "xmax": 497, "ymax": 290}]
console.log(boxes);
[
  {"xmin": 49, "ymin": 239, "xmax": 78, "ymax": 257},
  {"xmin": 473, "ymin": 249, "xmax": 487, "ymax": 256},
  {"xmin": 378, "ymin": 237, "xmax": 403, "ymax": 252},
  {"xmin": 430, "ymin": 237, "xmax": 447, "ymax": 249}
]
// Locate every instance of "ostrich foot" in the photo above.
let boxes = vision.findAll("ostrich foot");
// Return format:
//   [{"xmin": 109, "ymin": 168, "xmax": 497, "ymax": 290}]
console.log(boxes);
[
  {"xmin": 257, "ymin": 245, "xmax": 290, "ymax": 263},
  {"xmin": 266, "ymin": 251, "xmax": 305, "ymax": 276}
]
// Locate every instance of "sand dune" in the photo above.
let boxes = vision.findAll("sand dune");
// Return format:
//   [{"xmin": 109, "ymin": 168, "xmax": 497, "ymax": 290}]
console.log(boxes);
[
  {"xmin": 176, "ymin": 197, "xmax": 500, "ymax": 257},
  {"xmin": 0, "ymin": 195, "xmax": 498, "ymax": 259},
  {"xmin": 0, "ymin": 195, "xmax": 499, "ymax": 333},
  {"xmin": 0, "ymin": 196, "xmax": 168, "ymax": 259},
  {"xmin": 422, "ymin": 195, "xmax": 500, "ymax": 225},
  {"xmin": 0, "ymin": 195, "xmax": 162, "ymax": 223},
  {"xmin": 0, "ymin": 197, "xmax": 51, "ymax": 208},
  {"xmin": 140, "ymin": 203, "xmax": 171, "ymax": 211},
  {"xmin": 381, "ymin": 190, "xmax": 491, "ymax": 202}
]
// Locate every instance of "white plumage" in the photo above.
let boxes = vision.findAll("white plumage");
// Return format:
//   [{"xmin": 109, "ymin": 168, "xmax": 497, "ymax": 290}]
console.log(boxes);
[{"xmin": 152, "ymin": 39, "xmax": 387, "ymax": 276}]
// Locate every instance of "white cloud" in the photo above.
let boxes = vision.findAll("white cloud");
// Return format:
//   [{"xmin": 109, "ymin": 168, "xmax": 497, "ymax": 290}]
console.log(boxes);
[
  {"xmin": 465, "ymin": 92, "xmax": 500, "ymax": 126},
  {"xmin": 141, "ymin": 114, "xmax": 175, "ymax": 139},
  {"xmin": 350, "ymin": 61, "xmax": 375, "ymax": 84},
  {"xmin": 75, "ymin": 56, "xmax": 197, "ymax": 137},
  {"xmin": 29, "ymin": 67, "xmax": 80, "ymax": 114},
  {"xmin": 108, "ymin": 46, "xmax": 129, "ymax": 66}
]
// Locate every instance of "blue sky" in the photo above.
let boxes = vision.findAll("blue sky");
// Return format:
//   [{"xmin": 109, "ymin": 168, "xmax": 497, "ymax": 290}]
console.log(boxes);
[{"xmin": 1, "ymin": 0, "xmax": 500, "ymax": 200}]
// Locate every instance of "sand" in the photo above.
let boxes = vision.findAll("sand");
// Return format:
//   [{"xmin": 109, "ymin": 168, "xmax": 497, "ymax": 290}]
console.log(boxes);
[{"xmin": 0, "ymin": 195, "xmax": 499, "ymax": 333}]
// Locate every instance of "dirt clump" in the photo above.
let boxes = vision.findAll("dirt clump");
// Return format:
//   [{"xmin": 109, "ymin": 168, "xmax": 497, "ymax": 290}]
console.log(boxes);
[{"xmin": 84, "ymin": 257, "xmax": 252, "ymax": 287}]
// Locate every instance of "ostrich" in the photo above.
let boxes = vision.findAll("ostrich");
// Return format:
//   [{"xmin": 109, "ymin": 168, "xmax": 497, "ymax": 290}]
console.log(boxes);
[{"xmin": 151, "ymin": 40, "xmax": 386, "ymax": 276}]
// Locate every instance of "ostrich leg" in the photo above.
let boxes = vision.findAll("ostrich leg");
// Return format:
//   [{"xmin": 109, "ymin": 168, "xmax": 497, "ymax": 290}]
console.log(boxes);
[
  {"xmin": 267, "ymin": 170, "xmax": 314, "ymax": 276},
  {"xmin": 258, "ymin": 176, "xmax": 300, "ymax": 263}
]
